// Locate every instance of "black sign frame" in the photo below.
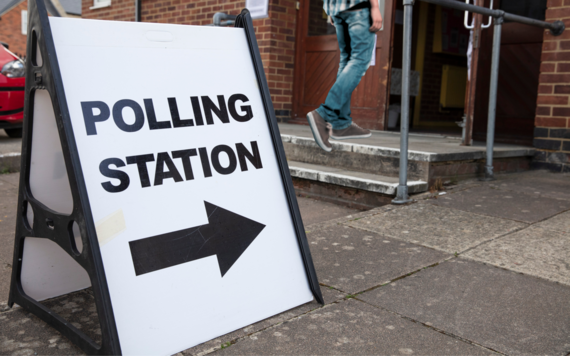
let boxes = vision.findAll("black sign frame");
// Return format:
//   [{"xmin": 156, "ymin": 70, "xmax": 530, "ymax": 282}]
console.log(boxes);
[{"xmin": 8, "ymin": 2, "xmax": 323, "ymax": 354}]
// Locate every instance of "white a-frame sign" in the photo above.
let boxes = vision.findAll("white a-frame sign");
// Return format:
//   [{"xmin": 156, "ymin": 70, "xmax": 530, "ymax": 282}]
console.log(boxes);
[{"xmin": 8, "ymin": 1, "xmax": 323, "ymax": 354}]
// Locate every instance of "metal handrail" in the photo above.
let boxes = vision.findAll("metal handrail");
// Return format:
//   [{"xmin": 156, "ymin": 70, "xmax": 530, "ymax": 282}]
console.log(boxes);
[
  {"xmin": 393, "ymin": 0, "xmax": 565, "ymax": 204},
  {"xmin": 209, "ymin": 12, "xmax": 237, "ymax": 26},
  {"xmin": 464, "ymin": 0, "xmax": 493, "ymax": 30},
  {"xmin": 464, "ymin": 0, "xmax": 475, "ymax": 29},
  {"xmin": 424, "ymin": 0, "xmax": 564, "ymax": 34}
]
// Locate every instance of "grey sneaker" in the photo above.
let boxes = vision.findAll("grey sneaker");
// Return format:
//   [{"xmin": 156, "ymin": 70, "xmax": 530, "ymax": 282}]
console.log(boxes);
[
  {"xmin": 331, "ymin": 122, "xmax": 371, "ymax": 140},
  {"xmin": 307, "ymin": 110, "xmax": 332, "ymax": 152}
]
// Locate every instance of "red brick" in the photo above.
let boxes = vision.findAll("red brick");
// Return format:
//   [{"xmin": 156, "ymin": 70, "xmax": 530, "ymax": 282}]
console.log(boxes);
[
  {"xmin": 536, "ymin": 117, "xmax": 568, "ymax": 127},
  {"xmin": 542, "ymin": 62, "xmax": 556, "ymax": 73},
  {"xmin": 560, "ymin": 41, "xmax": 570, "ymax": 50},
  {"xmin": 555, "ymin": 85, "xmax": 570, "ymax": 94},
  {"xmin": 541, "ymin": 51, "xmax": 570, "ymax": 62},
  {"xmin": 543, "ymin": 41, "xmax": 558, "ymax": 51},
  {"xmin": 537, "ymin": 95, "xmax": 569, "ymax": 105},
  {"xmin": 558, "ymin": 63, "xmax": 570, "ymax": 72},
  {"xmin": 539, "ymin": 85, "xmax": 554, "ymax": 94},
  {"xmin": 553, "ymin": 107, "xmax": 570, "ymax": 116},
  {"xmin": 548, "ymin": 0, "xmax": 563, "ymax": 7},
  {"xmin": 546, "ymin": 7, "xmax": 570, "ymax": 20},
  {"xmin": 540, "ymin": 73, "xmax": 570, "ymax": 83},
  {"xmin": 536, "ymin": 106, "xmax": 552, "ymax": 116}
]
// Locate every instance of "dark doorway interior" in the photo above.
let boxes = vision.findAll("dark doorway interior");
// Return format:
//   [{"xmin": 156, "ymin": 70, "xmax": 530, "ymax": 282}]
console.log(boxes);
[{"xmin": 472, "ymin": 0, "xmax": 546, "ymax": 145}]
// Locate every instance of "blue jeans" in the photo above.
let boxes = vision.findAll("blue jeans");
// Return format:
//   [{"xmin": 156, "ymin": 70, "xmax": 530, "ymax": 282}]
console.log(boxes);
[{"xmin": 316, "ymin": 8, "xmax": 375, "ymax": 130}]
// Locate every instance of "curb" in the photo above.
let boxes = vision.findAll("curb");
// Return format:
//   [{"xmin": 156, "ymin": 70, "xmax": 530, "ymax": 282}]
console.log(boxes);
[{"xmin": 0, "ymin": 153, "xmax": 21, "ymax": 173}]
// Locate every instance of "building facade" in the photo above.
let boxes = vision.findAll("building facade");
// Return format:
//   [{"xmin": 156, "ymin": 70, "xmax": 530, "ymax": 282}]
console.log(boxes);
[
  {"xmin": 0, "ymin": 0, "xmax": 32, "ymax": 57},
  {"xmin": 0, "ymin": 0, "xmax": 81, "ymax": 58},
  {"xmin": 78, "ymin": 0, "xmax": 568, "ymax": 172}
]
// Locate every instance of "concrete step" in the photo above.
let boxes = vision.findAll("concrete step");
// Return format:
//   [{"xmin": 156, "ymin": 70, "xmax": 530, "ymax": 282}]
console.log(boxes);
[
  {"xmin": 280, "ymin": 123, "xmax": 535, "ymax": 185},
  {"xmin": 288, "ymin": 161, "xmax": 428, "ymax": 196}
]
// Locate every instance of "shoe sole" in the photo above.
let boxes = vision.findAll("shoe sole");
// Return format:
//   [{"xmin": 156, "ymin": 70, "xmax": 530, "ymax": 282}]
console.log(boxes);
[
  {"xmin": 307, "ymin": 112, "xmax": 332, "ymax": 152},
  {"xmin": 330, "ymin": 133, "xmax": 372, "ymax": 140}
]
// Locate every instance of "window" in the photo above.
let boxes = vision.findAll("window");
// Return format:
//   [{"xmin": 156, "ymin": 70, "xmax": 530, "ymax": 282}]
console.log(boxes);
[
  {"xmin": 21, "ymin": 10, "xmax": 27, "ymax": 35},
  {"xmin": 90, "ymin": 0, "xmax": 111, "ymax": 10}
]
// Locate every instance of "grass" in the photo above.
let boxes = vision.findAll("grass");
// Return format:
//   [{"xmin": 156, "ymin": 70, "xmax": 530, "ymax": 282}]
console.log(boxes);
[{"xmin": 220, "ymin": 342, "xmax": 231, "ymax": 349}]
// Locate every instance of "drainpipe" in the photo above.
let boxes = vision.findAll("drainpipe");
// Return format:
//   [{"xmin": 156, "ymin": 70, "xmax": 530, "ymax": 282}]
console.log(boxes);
[{"xmin": 135, "ymin": 0, "xmax": 141, "ymax": 22}]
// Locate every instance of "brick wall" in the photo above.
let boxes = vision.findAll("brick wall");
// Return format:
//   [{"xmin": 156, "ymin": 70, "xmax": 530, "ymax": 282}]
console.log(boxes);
[
  {"xmin": 82, "ymin": 0, "xmax": 297, "ymax": 121},
  {"xmin": 81, "ymin": 0, "xmax": 134, "ymax": 21},
  {"xmin": 0, "ymin": 1, "xmax": 28, "ymax": 58},
  {"xmin": 534, "ymin": 0, "xmax": 570, "ymax": 172}
]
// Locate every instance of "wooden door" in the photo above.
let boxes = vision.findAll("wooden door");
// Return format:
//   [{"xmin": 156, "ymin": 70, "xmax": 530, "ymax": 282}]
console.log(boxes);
[
  {"xmin": 472, "ymin": 0, "xmax": 546, "ymax": 145},
  {"xmin": 291, "ymin": 0, "xmax": 394, "ymax": 130},
  {"xmin": 472, "ymin": 23, "xmax": 543, "ymax": 145}
]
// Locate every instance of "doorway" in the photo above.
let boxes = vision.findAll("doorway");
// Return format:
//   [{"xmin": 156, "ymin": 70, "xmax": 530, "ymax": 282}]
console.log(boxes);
[
  {"xmin": 291, "ymin": 0, "xmax": 394, "ymax": 130},
  {"xmin": 389, "ymin": 1, "xmax": 469, "ymax": 136}
]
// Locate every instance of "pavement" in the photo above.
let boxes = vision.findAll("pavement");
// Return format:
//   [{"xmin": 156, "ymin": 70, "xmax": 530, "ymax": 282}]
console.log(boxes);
[
  {"xmin": 1, "ymin": 169, "xmax": 570, "ymax": 355},
  {"xmin": 0, "ymin": 130, "xmax": 21, "ymax": 173}
]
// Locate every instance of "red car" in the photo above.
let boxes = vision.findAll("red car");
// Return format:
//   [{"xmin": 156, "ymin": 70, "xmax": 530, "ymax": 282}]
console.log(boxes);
[{"xmin": 0, "ymin": 44, "xmax": 25, "ymax": 138}]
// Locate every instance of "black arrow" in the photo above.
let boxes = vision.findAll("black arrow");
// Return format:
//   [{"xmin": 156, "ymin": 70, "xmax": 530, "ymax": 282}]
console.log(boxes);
[{"xmin": 129, "ymin": 201, "xmax": 266, "ymax": 277}]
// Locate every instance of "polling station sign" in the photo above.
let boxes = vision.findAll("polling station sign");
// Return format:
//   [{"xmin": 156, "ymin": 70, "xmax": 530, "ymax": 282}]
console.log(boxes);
[{"xmin": 8, "ymin": 2, "xmax": 323, "ymax": 355}]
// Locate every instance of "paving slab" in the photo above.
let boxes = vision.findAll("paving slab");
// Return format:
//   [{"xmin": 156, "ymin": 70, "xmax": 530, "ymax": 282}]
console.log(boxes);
[
  {"xmin": 360, "ymin": 259, "xmax": 570, "ymax": 355},
  {"xmin": 213, "ymin": 298, "xmax": 493, "ymax": 356},
  {"xmin": 182, "ymin": 286, "xmax": 345, "ymax": 356},
  {"xmin": 1, "ymin": 286, "xmax": 343, "ymax": 356},
  {"xmin": 0, "ymin": 291, "xmax": 100, "ymax": 355},
  {"xmin": 348, "ymin": 203, "xmax": 525, "ymax": 254},
  {"xmin": 536, "ymin": 210, "xmax": 570, "ymax": 233},
  {"xmin": 296, "ymin": 196, "xmax": 361, "ymax": 226},
  {"xmin": 307, "ymin": 224, "xmax": 450, "ymax": 293},
  {"xmin": 0, "ymin": 133, "xmax": 22, "ymax": 173},
  {"xmin": 430, "ymin": 185, "xmax": 570, "ymax": 223},
  {"xmin": 0, "ymin": 175, "xmax": 18, "ymax": 306},
  {"xmin": 490, "ymin": 171, "xmax": 570, "ymax": 201},
  {"xmin": 464, "ymin": 226, "xmax": 570, "ymax": 286},
  {"xmin": 0, "ymin": 262, "xmax": 11, "ymax": 309},
  {"xmin": 0, "ymin": 132, "xmax": 21, "ymax": 156},
  {"xmin": 0, "ymin": 172, "xmax": 19, "ymax": 187}
]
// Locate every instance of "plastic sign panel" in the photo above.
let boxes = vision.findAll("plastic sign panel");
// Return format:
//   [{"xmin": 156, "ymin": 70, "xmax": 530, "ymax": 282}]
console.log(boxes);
[
  {"xmin": 54, "ymin": 18, "xmax": 312, "ymax": 355},
  {"xmin": 9, "ymin": 2, "xmax": 321, "ymax": 355}
]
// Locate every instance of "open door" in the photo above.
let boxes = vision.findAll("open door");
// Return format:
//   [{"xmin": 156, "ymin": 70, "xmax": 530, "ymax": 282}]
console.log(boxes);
[
  {"xmin": 291, "ymin": 0, "xmax": 394, "ymax": 130},
  {"xmin": 472, "ymin": 0, "xmax": 546, "ymax": 145}
]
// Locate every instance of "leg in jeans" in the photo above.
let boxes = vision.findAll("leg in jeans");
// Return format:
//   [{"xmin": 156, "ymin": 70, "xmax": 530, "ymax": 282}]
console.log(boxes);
[{"xmin": 316, "ymin": 8, "xmax": 375, "ymax": 130}]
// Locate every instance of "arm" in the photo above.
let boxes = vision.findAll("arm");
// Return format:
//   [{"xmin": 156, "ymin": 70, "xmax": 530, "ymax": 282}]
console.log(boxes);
[{"xmin": 369, "ymin": 0, "xmax": 383, "ymax": 32}]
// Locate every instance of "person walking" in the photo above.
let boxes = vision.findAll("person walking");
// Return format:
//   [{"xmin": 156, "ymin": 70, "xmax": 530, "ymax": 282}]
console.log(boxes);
[{"xmin": 306, "ymin": 0, "xmax": 382, "ymax": 152}]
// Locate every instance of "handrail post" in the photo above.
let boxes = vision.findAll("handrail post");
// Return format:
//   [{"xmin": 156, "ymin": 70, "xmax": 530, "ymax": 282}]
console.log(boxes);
[
  {"xmin": 482, "ymin": 12, "xmax": 503, "ymax": 181},
  {"xmin": 393, "ymin": 0, "xmax": 414, "ymax": 205}
]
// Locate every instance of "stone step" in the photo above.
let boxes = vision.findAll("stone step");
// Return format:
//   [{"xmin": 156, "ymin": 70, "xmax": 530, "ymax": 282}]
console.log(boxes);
[
  {"xmin": 279, "ymin": 123, "xmax": 535, "ymax": 184},
  {"xmin": 288, "ymin": 161, "xmax": 428, "ymax": 196}
]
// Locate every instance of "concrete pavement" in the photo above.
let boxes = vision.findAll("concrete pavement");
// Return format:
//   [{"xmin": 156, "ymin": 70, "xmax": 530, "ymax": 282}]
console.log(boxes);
[
  {"xmin": 0, "ymin": 131, "xmax": 21, "ymax": 173},
  {"xmin": 1, "ymin": 170, "xmax": 569, "ymax": 355}
]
